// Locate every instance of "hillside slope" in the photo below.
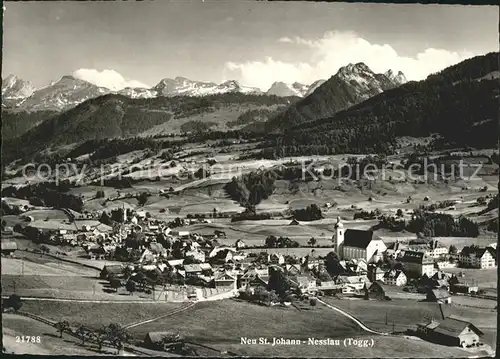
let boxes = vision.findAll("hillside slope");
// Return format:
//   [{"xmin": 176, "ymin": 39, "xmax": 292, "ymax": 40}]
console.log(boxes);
[
  {"xmin": 3, "ymin": 93, "xmax": 297, "ymax": 163},
  {"xmin": 263, "ymin": 52, "xmax": 499, "ymax": 157}
]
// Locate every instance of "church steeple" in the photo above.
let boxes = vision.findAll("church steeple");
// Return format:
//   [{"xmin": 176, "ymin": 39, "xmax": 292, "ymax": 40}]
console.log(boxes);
[{"xmin": 333, "ymin": 216, "xmax": 344, "ymax": 257}]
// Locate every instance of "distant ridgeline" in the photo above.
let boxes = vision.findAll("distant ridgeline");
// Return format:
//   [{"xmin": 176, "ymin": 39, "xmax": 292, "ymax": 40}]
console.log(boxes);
[
  {"xmin": 2, "ymin": 92, "xmax": 295, "ymax": 164},
  {"xmin": 260, "ymin": 52, "xmax": 499, "ymax": 158}
]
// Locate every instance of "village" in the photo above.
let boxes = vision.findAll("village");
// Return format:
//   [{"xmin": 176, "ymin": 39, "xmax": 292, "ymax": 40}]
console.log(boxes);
[{"xmin": 2, "ymin": 200, "xmax": 497, "ymax": 355}]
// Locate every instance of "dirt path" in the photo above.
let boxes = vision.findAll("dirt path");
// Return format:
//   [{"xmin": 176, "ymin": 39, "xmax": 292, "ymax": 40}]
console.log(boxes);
[
  {"xmin": 1, "ymin": 295, "xmax": 188, "ymax": 304},
  {"xmin": 317, "ymin": 298, "xmax": 389, "ymax": 335},
  {"xmin": 124, "ymin": 302, "xmax": 197, "ymax": 329}
]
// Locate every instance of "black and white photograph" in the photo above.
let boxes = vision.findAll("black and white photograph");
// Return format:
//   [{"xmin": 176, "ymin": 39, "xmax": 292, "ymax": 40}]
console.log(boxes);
[{"xmin": 1, "ymin": 1, "xmax": 498, "ymax": 357}]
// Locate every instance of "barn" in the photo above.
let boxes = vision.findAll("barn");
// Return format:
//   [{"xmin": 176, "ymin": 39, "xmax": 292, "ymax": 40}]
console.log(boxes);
[
  {"xmin": 143, "ymin": 332, "xmax": 183, "ymax": 350},
  {"xmin": 417, "ymin": 317, "xmax": 483, "ymax": 347}
]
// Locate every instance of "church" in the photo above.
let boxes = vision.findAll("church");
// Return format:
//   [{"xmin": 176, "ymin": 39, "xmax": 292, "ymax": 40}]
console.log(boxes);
[{"xmin": 332, "ymin": 217, "xmax": 386, "ymax": 262}]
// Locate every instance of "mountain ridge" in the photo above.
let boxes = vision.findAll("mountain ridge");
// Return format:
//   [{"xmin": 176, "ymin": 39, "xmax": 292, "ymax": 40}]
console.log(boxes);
[
  {"xmin": 2, "ymin": 63, "xmax": 406, "ymax": 112},
  {"xmin": 265, "ymin": 62, "xmax": 408, "ymax": 131},
  {"xmin": 263, "ymin": 52, "xmax": 499, "ymax": 157}
]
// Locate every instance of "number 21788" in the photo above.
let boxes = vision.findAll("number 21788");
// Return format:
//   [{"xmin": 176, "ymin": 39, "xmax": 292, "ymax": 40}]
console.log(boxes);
[{"xmin": 16, "ymin": 336, "xmax": 41, "ymax": 343}]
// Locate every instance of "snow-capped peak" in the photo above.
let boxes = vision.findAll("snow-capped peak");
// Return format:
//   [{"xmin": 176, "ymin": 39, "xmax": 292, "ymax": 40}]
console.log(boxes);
[
  {"xmin": 2, "ymin": 74, "xmax": 35, "ymax": 100},
  {"xmin": 384, "ymin": 69, "xmax": 407, "ymax": 85},
  {"xmin": 266, "ymin": 81, "xmax": 308, "ymax": 97}
]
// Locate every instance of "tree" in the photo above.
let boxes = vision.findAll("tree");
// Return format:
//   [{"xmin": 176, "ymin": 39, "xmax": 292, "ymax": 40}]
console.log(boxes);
[
  {"xmin": 105, "ymin": 323, "xmax": 130, "ymax": 354},
  {"xmin": 125, "ymin": 279, "xmax": 136, "ymax": 295},
  {"xmin": 396, "ymin": 209, "xmax": 404, "ymax": 217},
  {"xmin": 268, "ymin": 290, "xmax": 279, "ymax": 305},
  {"xmin": 449, "ymin": 245, "xmax": 457, "ymax": 255},
  {"xmin": 6, "ymin": 294, "xmax": 22, "ymax": 312},
  {"xmin": 265, "ymin": 235, "xmax": 277, "ymax": 248},
  {"xmin": 138, "ymin": 192, "xmax": 149, "ymax": 207},
  {"xmin": 40, "ymin": 245, "xmax": 49, "ymax": 256},
  {"xmin": 134, "ymin": 271, "xmax": 147, "ymax": 291},
  {"xmin": 292, "ymin": 204, "xmax": 323, "ymax": 221},
  {"xmin": 99, "ymin": 211, "xmax": 113, "ymax": 226},
  {"xmin": 94, "ymin": 329, "xmax": 106, "ymax": 352},
  {"xmin": 96, "ymin": 190, "xmax": 106, "ymax": 199},
  {"xmin": 325, "ymin": 251, "xmax": 344, "ymax": 276},
  {"xmin": 308, "ymin": 237, "xmax": 317, "ymax": 247},
  {"xmin": 310, "ymin": 297, "xmax": 317, "ymax": 306},
  {"xmin": 55, "ymin": 320, "xmax": 70, "ymax": 338},
  {"xmin": 76, "ymin": 325, "xmax": 89, "ymax": 345}
]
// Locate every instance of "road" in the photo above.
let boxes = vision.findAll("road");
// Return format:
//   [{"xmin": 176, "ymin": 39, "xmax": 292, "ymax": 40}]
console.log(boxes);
[
  {"xmin": 1, "ymin": 295, "xmax": 187, "ymax": 304},
  {"xmin": 317, "ymin": 298, "xmax": 389, "ymax": 335},
  {"xmin": 124, "ymin": 302, "xmax": 197, "ymax": 329}
]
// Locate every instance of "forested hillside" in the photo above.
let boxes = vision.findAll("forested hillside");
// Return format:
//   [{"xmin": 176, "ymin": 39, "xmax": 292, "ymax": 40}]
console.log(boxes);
[
  {"xmin": 3, "ymin": 92, "xmax": 296, "ymax": 163},
  {"xmin": 260, "ymin": 52, "xmax": 499, "ymax": 158}
]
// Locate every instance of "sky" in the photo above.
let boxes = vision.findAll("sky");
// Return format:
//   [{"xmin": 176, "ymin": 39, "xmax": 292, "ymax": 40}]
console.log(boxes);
[{"xmin": 2, "ymin": 1, "xmax": 498, "ymax": 91}]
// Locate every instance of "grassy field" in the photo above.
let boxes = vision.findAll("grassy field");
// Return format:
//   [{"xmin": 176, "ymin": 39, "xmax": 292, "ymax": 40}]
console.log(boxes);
[
  {"xmin": 123, "ymin": 299, "xmax": 474, "ymax": 357},
  {"xmin": 20, "ymin": 301, "xmax": 185, "ymax": 330},
  {"xmin": 178, "ymin": 218, "xmax": 377, "ymax": 248},
  {"xmin": 442, "ymin": 267, "xmax": 497, "ymax": 289},
  {"xmin": 1, "ymin": 254, "xmax": 151, "ymax": 300},
  {"xmin": 322, "ymin": 298, "xmax": 497, "ymax": 347}
]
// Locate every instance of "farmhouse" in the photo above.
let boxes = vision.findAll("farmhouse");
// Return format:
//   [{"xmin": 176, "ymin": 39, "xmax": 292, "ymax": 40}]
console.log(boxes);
[
  {"xmin": 416, "ymin": 317, "xmax": 483, "ymax": 347},
  {"xmin": 235, "ymin": 239, "xmax": 246, "ymax": 249},
  {"xmin": 458, "ymin": 246, "xmax": 496, "ymax": 269},
  {"xmin": 364, "ymin": 281, "xmax": 387, "ymax": 300},
  {"xmin": 426, "ymin": 288, "xmax": 452, "ymax": 304},
  {"xmin": 285, "ymin": 263, "xmax": 302, "ymax": 276},
  {"xmin": 302, "ymin": 252, "xmax": 321, "ymax": 269},
  {"xmin": 398, "ymin": 251, "xmax": 435, "ymax": 277},
  {"xmin": 1, "ymin": 241, "xmax": 18, "ymax": 255},
  {"xmin": 367, "ymin": 264, "xmax": 385, "ymax": 282},
  {"xmin": 268, "ymin": 253, "xmax": 285, "ymax": 265},
  {"xmin": 332, "ymin": 217, "xmax": 386, "ymax": 262},
  {"xmin": 213, "ymin": 271, "xmax": 237, "ymax": 291},
  {"xmin": 184, "ymin": 263, "xmax": 213, "ymax": 278},
  {"xmin": 384, "ymin": 241, "xmax": 408, "ymax": 260},
  {"xmin": 143, "ymin": 332, "xmax": 183, "ymax": 350},
  {"xmin": 428, "ymin": 240, "xmax": 449, "ymax": 259},
  {"xmin": 100, "ymin": 265, "xmax": 123, "ymax": 279},
  {"xmin": 338, "ymin": 275, "xmax": 369, "ymax": 296},
  {"xmin": 239, "ymin": 267, "xmax": 269, "ymax": 288},
  {"xmin": 450, "ymin": 283, "xmax": 478, "ymax": 294},
  {"xmin": 295, "ymin": 273, "xmax": 318, "ymax": 293},
  {"xmin": 383, "ymin": 269, "xmax": 407, "ymax": 286}
]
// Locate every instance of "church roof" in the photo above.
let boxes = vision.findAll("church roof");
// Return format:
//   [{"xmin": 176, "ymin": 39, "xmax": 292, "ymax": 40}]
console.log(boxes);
[{"xmin": 343, "ymin": 229, "xmax": 374, "ymax": 249}]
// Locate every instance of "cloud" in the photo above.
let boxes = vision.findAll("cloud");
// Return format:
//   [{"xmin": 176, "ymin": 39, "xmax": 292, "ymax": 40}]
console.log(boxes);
[
  {"xmin": 225, "ymin": 31, "xmax": 476, "ymax": 90},
  {"xmin": 72, "ymin": 69, "xmax": 149, "ymax": 91},
  {"xmin": 278, "ymin": 37, "xmax": 294, "ymax": 43}
]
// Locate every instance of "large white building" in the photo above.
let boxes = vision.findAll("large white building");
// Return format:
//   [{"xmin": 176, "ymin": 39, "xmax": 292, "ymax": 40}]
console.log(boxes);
[
  {"xmin": 459, "ymin": 246, "xmax": 496, "ymax": 269},
  {"xmin": 399, "ymin": 250, "xmax": 435, "ymax": 277},
  {"xmin": 332, "ymin": 217, "xmax": 386, "ymax": 262}
]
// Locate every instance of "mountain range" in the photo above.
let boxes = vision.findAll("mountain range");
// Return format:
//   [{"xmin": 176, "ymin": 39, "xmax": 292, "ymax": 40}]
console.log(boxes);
[
  {"xmin": 2, "ymin": 74, "xmax": 328, "ymax": 112},
  {"xmin": 3, "ymin": 53, "xmax": 497, "ymax": 167},
  {"xmin": 2, "ymin": 64, "xmax": 406, "ymax": 112},
  {"xmin": 264, "ymin": 52, "xmax": 499, "ymax": 157},
  {"xmin": 265, "ymin": 63, "xmax": 407, "ymax": 131}
]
